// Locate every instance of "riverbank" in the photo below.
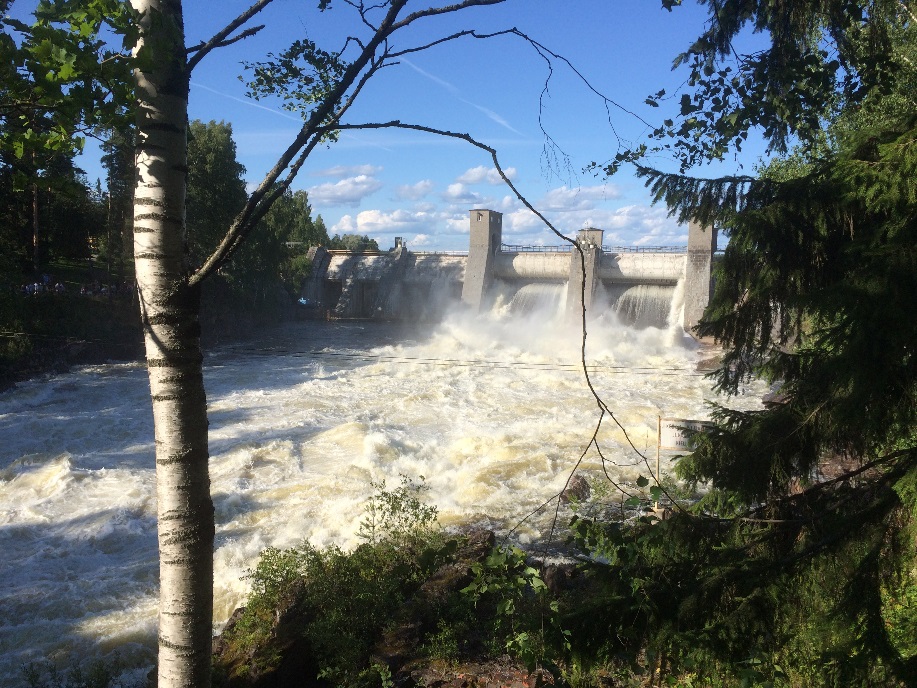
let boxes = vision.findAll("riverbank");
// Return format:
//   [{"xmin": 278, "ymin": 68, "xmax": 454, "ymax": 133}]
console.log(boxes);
[
  {"xmin": 0, "ymin": 277, "xmax": 298, "ymax": 392},
  {"xmin": 0, "ymin": 291, "xmax": 143, "ymax": 392}
]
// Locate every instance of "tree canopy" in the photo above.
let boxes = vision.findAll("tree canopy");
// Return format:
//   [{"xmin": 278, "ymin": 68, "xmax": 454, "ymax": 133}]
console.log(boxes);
[
  {"xmin": 598, "ymin": 0, "xmax": 914, "ymax": 176},
  {"xmin": 185, "ymin": 119, "xmax": 248, "ymax": 268}
]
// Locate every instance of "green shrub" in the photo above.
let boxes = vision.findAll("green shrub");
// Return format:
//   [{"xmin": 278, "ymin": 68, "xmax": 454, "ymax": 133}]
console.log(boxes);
[
  {"xmin": 21, "ymin": 658, "xmax": 138, "ymax": 688},
  {"xmin": 222, "ymin": 476, "xmax": 581, "ymax": 685},
  {"xmin": 221, "ymin": 477, "xmax": 455, "ymax": 686}
]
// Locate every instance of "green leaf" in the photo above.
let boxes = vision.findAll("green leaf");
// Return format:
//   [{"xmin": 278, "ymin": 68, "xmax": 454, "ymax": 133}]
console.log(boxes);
[{"xmin": 636, "ymin": 475, "xmax": 650, "ymax": 488}]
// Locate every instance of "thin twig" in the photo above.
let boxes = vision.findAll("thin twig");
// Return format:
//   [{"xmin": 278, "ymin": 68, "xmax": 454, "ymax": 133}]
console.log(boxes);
[{"xmin": 187, "ymin": 0, "xmax": 275, "ymax": 72}]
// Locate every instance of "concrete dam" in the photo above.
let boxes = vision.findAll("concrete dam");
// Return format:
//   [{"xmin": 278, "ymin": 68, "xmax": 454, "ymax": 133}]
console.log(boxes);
[{"xmin": 301, "ymin": 210, "xmax": 717, "ymax": 330}]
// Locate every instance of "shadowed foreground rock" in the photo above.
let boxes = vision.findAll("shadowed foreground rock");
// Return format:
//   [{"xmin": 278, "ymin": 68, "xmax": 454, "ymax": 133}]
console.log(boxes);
[
  {"xmin": 371, "ymin": 530, "xmax": 495, "ymax": 669},
  {"xmin": 394, "ymin": 658, "xmax": 555, "ymax": 688},
  {"xmin": 212, "ymin": 577, "xmax": 316, "ymax": 688}
]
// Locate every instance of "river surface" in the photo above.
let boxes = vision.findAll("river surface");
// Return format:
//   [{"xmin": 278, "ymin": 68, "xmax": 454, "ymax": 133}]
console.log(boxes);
[{"xmin": 0, "ymin": 304, "xmax": 765, "ymax": 684}]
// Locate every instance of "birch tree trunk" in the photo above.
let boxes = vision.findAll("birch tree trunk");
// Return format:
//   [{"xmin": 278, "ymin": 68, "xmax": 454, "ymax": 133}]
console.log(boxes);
[{"xmin": 131, "ymin": 2, "xmax": 214, "ymax": 686}]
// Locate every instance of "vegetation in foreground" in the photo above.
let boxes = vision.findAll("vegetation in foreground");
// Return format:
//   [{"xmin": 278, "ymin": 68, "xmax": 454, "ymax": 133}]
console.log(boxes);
[
  {"xmin": 212, "ymin": 476, "xmax": 917, "ymax": 688},
  {"xmin": 212, "ymin": 477, "xmax": 568, "ymax": 688},
  {"xmin": 19, "ymin": 468, "xmax": 917, "ymax": 687}
]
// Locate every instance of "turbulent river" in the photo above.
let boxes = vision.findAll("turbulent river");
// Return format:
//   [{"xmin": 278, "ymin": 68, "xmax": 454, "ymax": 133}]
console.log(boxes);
[{"xmin": 0, "ymin": 300, "xmax": 765, "ymax": 684}]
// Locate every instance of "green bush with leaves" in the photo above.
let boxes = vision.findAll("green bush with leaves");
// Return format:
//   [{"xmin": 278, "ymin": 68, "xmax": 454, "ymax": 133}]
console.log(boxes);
[
  {"xmin": 460, "ymin": 545, "xmax": 570, "ymax": 672},
  {"xmin": 22, "ymin": 658, "xmax": 139, "ymax": 688},
  {"xmin": 218, "ymin": 477, "xmax": 456, "ymax": 686},
  {"xmin": 217, "ymin": 476, "xmax": 584, "ymax": 686}
]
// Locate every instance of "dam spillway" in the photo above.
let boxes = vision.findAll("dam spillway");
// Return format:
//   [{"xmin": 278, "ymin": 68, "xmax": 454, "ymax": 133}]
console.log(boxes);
[{"xmin": 301, "ymin": 209, "xmax": 716, "ymax": 330}]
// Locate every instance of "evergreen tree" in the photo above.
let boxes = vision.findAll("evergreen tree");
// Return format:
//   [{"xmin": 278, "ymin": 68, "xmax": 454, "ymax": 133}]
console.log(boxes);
[
  {"xmin": 185, "ymin": 119, "xmax": 248, "ymax": 266},
  {"xmin": 100, "ymin": 126, "xmax": 135, "ymax": 282},
  {"xmin": 41, "ymin": 153, "xmax": 103, "ymax": 264},
  {"xmin": 571, "ymin": 2, "xmax": 917, "ymax": 684}
]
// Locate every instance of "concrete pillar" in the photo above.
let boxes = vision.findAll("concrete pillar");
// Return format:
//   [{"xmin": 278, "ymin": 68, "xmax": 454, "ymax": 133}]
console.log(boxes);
[
  {"xmin": 301, "ymin": 246, "xmax": 331, "ymax": 303},
  {"xmin": 566, "ymin": 228, "xmax": 603, "ymax": 320},
  {"xmin": 461, "ymin": 209, "xmax": 502, "ymax": 311},
  {"xmin": 683, "ymin": 221, "xmax": 717, "ymax": 332},
  {"xmin": 372, "ymin": 241, "xmax": 408, "ymax": 319}
]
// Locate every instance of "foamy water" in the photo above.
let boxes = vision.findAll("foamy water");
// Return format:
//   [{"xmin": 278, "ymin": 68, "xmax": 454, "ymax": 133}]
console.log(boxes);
[{"xmin": 0, "ymin": 305, "xmax": 764, "ymax": 683}]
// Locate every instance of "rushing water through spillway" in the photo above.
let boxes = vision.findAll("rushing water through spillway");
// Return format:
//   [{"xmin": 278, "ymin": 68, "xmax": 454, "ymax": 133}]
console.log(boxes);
[{"xmin": 0, "ymin": 303, "xmax": 765, "ymax": 683}]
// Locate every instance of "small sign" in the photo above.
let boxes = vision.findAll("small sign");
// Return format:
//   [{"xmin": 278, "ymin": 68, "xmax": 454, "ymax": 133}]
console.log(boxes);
[{"xmin": 658, "ymin": 417, "xmax": 713, "ymax": 450}]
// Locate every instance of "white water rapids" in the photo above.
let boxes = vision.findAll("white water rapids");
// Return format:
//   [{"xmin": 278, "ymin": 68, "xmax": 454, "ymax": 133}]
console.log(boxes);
[{"xmin": 0, "ymin": 301, "xmax": 765, "ymax": 683}]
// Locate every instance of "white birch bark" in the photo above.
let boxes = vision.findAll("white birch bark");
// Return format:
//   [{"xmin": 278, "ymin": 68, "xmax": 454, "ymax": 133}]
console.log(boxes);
[{"xmin": 131, "ymin": 2, "xmax": 214, "ymax": 686}]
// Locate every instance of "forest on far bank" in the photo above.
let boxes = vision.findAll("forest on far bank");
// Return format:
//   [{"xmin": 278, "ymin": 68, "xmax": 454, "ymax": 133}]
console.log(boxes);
[{"xmin": 0, "ymin": 118, "xmax": 381, "ymax": 385}]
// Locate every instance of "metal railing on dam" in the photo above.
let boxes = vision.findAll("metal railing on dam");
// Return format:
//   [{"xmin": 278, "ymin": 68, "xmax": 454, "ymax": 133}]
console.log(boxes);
[
  {"xmin": 501, "ymin": 244, "xmax": 688, "ymax": 254},
  {"xmin": 325, "ymin": 245, "xmax": 688, "ymax": 256}
]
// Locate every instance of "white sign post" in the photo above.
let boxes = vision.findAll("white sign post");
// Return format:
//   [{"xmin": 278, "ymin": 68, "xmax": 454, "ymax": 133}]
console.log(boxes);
[
  {"xmin": 659, "ymin": 417, "xmax": 714, "ymax": 451},
  {"xmin": 654, "ymin": 416, "xmax": 713, "ymax": 508}
]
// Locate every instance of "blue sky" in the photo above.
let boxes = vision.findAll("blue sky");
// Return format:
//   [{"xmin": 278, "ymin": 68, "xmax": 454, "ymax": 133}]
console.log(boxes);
[{"xmin": 16, "ymin": 0, "xmax": 769, "ymax": 250}]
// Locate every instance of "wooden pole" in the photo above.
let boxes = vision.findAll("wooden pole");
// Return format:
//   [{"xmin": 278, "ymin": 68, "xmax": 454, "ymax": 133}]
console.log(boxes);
[{"xmin": 656, "ymin": 415, "xmax": 661, "ymax": 510}]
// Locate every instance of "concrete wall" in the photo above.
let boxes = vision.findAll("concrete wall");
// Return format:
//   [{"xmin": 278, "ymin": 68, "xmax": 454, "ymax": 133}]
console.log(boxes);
[
  {"xmin": 567, "ymin": 229, "xmax": 603, "ymax": 319},
  {"xmin": 598, "ymin": 253, "xmax": 685, "ymax": 285},
  {"xmin": 493, "ymin": 252, "xmax": 570, "ymax": 281},
  {"xmin": 403, "ymin": 254, "xmax": 466, "ymax": 283}
]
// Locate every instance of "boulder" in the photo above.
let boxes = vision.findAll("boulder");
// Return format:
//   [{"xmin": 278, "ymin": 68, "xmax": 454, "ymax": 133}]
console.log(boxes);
[
  {"xmin": 397, "ymin": 657, "xmax": 555, "ymax": 687},
  {"xmin": 560, "ymin": 475, "xmax": 590, "ymax": 504},
  {"xmin": 212, "ymin": 578, "xmax": 318, "ymax": 688}
]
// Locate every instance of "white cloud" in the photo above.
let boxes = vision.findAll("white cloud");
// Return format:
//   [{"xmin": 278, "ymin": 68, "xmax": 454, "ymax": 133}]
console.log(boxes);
[
  {"xmin": 313, "ymin": 164, "xmax": 382, "ymax": 178},
  {"xmin": 444, "ymin": 215, "xmax": 471, "ymax": 234},
  {"xmin": 503, "ymin": 208, "xmax": 543, "ymax": 234},
  {"xmin": 539, "ymin": 184, "xmax": 621, "ymax": 211},
  {"xmin": 495, "ymin": 195, "xmax": 522, "ymax": 213},
  {"xmin": 456, "ymin": 166, "xmax": 517, "ymax": 185},
  {"xmin": 544, "ymin": 205, "xmax": 682, "ymax": 247},
  {"xmin": 332, "ymin": 214, "xmax": 358, "ymax": 233},
  {"xmin": 395, "ymin": 180, "xmax": 434, "ymax": 201},
  {"xmin": 331, "ymin": 208, "xmax": 433, "ymax": 235},
  {"xmin": 443, "ymin": 183, "xmax": 483, "ymax": 204},
  {"xmin": 307, "ymin": 175, "xmax": 383, "ymax": 206},
  {"xmin": 322, "ymin": 194, "xmax": 682, "ymax": 252},
  {"xmin": 443, "ymin": 203, "xmax": 684, "ymax": 248}
]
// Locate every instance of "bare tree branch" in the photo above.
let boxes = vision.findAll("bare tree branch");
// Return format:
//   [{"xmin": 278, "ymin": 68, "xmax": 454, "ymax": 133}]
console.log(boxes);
[
  {"xmin": 186, "ymin": 25, "xmax": 264, "ymax": 57},
  {"xmin": 391, "ymin": 0, "xmax": 507, "ymax": 31},
  {"xmin": 190, "ymin": 2, "xmax": 409, "ymax": 286},
  {"xmin": 187, "ymin": 0, "xmax": 276, "ymax": 72},
  {"xmin": 388, "ymin": 28, "xmax": 485, "ymax": 57}
]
